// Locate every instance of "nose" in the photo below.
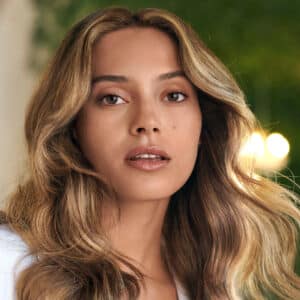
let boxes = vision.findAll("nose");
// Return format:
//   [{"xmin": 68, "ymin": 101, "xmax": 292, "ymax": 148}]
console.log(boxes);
[{"xmin": 129, "ymin": 101, "xmax": 162, "ymax": 136}]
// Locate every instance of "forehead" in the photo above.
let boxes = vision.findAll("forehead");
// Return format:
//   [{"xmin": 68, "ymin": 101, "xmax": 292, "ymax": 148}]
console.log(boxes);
[{"xmin": 92, "ymin": 27, "xmax": 181, "ymax": 75}]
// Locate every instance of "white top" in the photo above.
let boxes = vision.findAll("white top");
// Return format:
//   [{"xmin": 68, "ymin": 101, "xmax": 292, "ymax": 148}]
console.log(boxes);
[{"xmin": 0, "ymin": 224, "xmax": 189, "ymax": 300}]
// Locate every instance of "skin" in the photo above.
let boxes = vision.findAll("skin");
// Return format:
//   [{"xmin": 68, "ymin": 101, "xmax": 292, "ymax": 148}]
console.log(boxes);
[{"xmin": 76, "ymin": 27, "xmax": 202, "ymax": 299}]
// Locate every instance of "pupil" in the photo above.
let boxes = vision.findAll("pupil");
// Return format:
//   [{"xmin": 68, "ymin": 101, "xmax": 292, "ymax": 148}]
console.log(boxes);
[
  {"xmin": 108, "ymin": 95, "xmax": 118, "ymax": 104},
  {"xmin": 171, "ymin": 93, "xmax": 177, "ymax": 100}
]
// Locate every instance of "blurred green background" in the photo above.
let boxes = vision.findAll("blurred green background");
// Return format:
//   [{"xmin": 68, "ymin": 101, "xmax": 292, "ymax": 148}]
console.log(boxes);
[{"xmin": 30, "ymin": 1, "xmax": 300, "ymax": 297}]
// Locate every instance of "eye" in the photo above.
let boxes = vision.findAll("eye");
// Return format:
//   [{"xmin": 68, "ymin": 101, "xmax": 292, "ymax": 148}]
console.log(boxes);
[
  {"xmin": 165, "ymin": 91, "xmax": 187, "ymax": 102},
  {"xmin": 97, "ymin": 94, "xmax": 126, "ymax": 105}
]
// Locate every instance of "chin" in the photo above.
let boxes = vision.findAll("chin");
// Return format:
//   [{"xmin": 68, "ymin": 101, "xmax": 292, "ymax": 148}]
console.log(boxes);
[{"xmin": 113, "ymin": 180, "xmax": 184, "ymax": 202}]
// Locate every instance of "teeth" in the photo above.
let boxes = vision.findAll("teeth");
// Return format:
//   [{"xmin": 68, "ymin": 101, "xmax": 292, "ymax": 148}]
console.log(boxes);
[{"xmin": 131, "ymin": 153, "xmax": 163, "ymax": 160}]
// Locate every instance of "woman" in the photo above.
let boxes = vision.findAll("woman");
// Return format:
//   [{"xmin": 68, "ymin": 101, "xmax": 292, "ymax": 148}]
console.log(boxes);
[{"xmin": 1, "ymin": 6, "xmax": 300, "ymax": 300}]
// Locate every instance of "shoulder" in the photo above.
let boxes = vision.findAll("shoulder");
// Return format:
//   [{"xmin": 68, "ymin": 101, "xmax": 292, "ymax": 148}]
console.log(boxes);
[
  {"xmin": 0, "ymin": 224, "xmax": 34, "ymax": 300},
  {"xmin": 0, "ymin": 223, "xmax": 27, "ymax": 248},
  {"xmin": 0, "ymin": 224, "xmax": 32, "ymax": 270}
]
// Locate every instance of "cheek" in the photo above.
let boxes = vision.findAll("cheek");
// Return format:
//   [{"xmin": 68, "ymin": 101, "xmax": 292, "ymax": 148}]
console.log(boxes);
[
  {"xmin": 173, "ymin": 109, "xmax": 202, "ymax": 165},
  {"xmin": 76, "ymin": 110, "xmax": 125, "ymax": 180},
  {"xmin": 173, "ymin": 106, "xmax": 202, "ymax": 144},
  {"xmin": 76, "ymin": 112, "xmax": 108, "ymax": 166}
]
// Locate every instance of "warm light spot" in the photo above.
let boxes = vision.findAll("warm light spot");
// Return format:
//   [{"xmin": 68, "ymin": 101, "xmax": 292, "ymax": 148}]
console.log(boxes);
[
  {"xmin": 239, "ymin": 131, "xmax": 290, "ymax": 172},
  {"xmin": 266, "ymin": 133, "xmax": 290, "ymax": 159},
  {"xmin": 240, "ymin": 131, "xmax": 265, "ymax": 157}
]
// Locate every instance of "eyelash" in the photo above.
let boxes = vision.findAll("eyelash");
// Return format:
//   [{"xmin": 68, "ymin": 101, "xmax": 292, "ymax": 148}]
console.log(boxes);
[{"xmin": 96, "ymin": 91, "xmax": 187, "ymax": 105}]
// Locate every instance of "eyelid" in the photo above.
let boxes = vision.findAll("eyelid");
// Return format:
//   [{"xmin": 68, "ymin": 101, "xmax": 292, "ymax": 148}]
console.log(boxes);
[
  {"xmin": 97, "ymin": 94, "xmax": 127, "ymax": 105},
  {"xmin": 96, "ymin": 90, "xmax": 188, "ymax": 105},
  {"xmin": 164, "ymin": 91, "xmax": 188, "ymax": 102}
]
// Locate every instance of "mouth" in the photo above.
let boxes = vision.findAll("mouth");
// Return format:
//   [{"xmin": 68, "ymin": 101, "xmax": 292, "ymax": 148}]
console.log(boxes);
[
  {"xmin": 128, "ymin": 155, "xmax": 169, "ymax": 161},
  {"xmin": 125, "ymin": 145, "xmax": 171, "ymax": 161},
  {"xmin": 125, "ymin": 156, "xmax": 170, "ymax": 171},
  {"xmin": 125, "ymin": 145, "xmax": 171, "ymax": 171}
]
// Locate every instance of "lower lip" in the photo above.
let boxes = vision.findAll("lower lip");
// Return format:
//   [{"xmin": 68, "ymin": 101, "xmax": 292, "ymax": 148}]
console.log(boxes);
[{"xmin": 125, "ymin": 159, "xmax": 170, "ymax": 171}]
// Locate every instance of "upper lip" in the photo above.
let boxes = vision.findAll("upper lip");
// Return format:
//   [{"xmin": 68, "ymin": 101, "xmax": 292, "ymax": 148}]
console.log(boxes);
[{"xmin": 125, "ymin": 145, "xmax": 171, "ymax": 160}]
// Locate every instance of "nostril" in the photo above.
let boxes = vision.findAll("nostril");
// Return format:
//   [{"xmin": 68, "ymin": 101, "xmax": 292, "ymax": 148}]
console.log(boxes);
[
  {"xmin": 137, "ymin": 128, "xmax": 145, "ymax": 133},
  {"xmin": 135, "ymin": 127, "xmax": 159, "ymax": 133}
]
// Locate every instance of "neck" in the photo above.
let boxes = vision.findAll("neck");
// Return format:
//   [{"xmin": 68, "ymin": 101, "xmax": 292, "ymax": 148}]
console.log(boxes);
[{"xmin": 103, "ymin": 197, "xmax": 173, "ymax": 283}]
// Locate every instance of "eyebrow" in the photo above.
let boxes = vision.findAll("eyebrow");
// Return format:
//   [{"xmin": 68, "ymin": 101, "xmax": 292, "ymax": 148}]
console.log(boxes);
[{"xmin": 91, "ymin": 70, "xmax": 186, "ymax": 85}]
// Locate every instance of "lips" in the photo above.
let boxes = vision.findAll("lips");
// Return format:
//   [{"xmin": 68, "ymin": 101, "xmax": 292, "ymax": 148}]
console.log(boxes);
[{"xmin": 125, "ymin": 145, "xmax": 171, "ymax": 161}]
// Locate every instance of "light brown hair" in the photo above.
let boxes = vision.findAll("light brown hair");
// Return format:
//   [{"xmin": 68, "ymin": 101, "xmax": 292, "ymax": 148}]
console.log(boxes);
[{"xmin": 2, "ymin": 6, "xmax": 300, "ymax": 299}]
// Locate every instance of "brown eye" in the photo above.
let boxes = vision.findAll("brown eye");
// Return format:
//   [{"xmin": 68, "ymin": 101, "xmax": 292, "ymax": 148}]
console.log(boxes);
[
  {"xmin": 166, "ymin": 91, "xmax": 187, "ymax": 102},
  {"xmin": 97, "ymin": 94, "xmax": 126, "ymax": 105}
]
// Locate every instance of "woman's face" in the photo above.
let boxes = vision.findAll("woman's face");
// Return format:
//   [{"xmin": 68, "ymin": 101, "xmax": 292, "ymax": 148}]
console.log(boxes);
[{"xmin": 76, "ymin": 27, "xmax": 202, "ymax": 202}]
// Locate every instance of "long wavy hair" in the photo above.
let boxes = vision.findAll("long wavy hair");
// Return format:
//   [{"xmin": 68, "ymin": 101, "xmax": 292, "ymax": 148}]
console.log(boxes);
[{"xmin": 1, "ymin": 6, "xmax": 300, "ymax": 300}]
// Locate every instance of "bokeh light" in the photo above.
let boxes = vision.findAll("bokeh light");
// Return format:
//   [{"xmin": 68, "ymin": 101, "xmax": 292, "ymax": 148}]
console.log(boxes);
[{"xmin": 240, "ymin": 131, "xmax": 290, "ymax": 172}]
